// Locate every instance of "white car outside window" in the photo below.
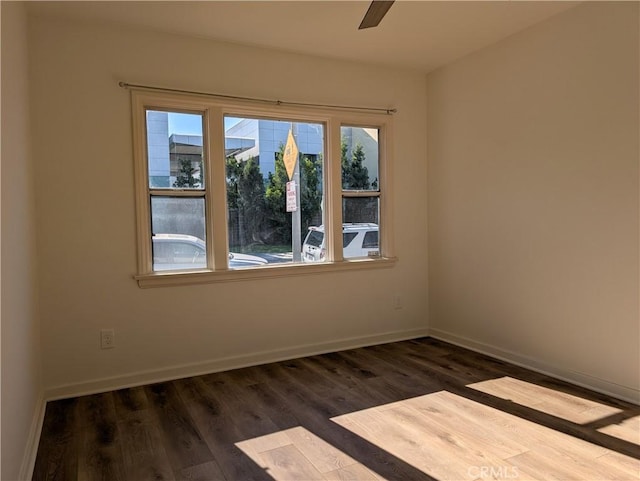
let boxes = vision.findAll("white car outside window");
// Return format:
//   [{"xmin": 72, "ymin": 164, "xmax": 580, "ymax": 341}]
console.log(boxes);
[
  {"xmin": 302, "ymin": 224, "xmax": 379, "ymax": 262},
  {"xmin": 152, "ymin": 234, "xmax": 267, "ymax": 271}
]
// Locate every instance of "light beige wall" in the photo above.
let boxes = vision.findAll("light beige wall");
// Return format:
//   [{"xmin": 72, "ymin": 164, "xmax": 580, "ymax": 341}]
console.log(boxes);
[
  {"xmin": 28, "ymin": 16, "xmax": 428, "ymax": 395},
  {"xmin": 427, "ymin": 2, "xmax": 639, "ymax": 401},
  {"xmin": 1, "ymin": 2, "xmax": 43, "ymax": 479}
]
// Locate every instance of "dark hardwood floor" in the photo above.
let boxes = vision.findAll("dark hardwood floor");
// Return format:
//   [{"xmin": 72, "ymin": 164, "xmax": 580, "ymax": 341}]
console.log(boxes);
[{"xmin": 32, "ymin": 338, "xmax": 640, "ymax": 481}]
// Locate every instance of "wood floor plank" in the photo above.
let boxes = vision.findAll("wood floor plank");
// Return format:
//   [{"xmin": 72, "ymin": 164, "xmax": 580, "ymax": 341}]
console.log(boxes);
[
  {"xmin": 292, "ymin": 357, "xmax": 360, "ymax": 396},
  {"xmin": 258, "ymin": 444, "xmax": 325, "ymax": 481},
  {"xmin": 405, "ymin": 337, "xmax": 461, "ymax": 358},
  {"xmin": 283, "ymin": 425, "xmax": 358, "ymax": 474},
  {"xmin": 175, "ymin": 461, "xmax": 227, "ymax": 481},
  {"xmin": 32, "ymin": 398, "xmax": 79, "ymax": 481},
  {"xmin": 326, "ymin": 351, "xmax": 379, "ymax": 380},
  {"xmin": 331, "ymin": 408, "xmax": 456, "ymax": 480},
  {"xmin": 116, "ymin": 409, "xmax": 176, "ymax": 481},
  {"xmin": 341, "ymin": 347, "xmax": 437, "ymax": 390},
  {"xmin": 598, "ymin": 415, "xmax": 640, "ymax": 444},
  {"xmin": 424, "ymin": 390, "xmax": 613, "ymax": 461},
  {"xmin": 469, "ymin": 376, "xmax": 625, "ymax": 424},
  {"xmin": 199, "ymin": 370, "xmax": 287, "ymax": 437},
  {"xmin": 242, "ymin": 373, "xmax": 437, "ymax": 480},
  {"xmin": 507, "ymin": 448, "xmax": 635, "ymax": 481},
  {"xmin": 323, "ymin": 463, "xmax": 385, "ymax": 481},
  {"xmin": 235, "ymin": 432, "xmax": 293, "ymax": 461},
  {"xmin": 76, "ymin": 392, "xmax": 127, "ymax": 481},
  {"xmin": 174, "ymin": 376, "xmax": 274, "ymax": 481},
  {"xmin": 302, "ymin": 360, "xmax": 399, "ymax": 410},
  {"xmin": 532, "ymin": 441, "xmax": 636, "ymax": 480},
  {"xmin": 596, "ymin": 452, "xmax": 640, "ymax": 478},
  {"xmin": 144, "ymin": 382, "xmax": 215, "ymax": 473},
  {"xmin": 113, "ymin": 386, "xmax": 149, "ymax": 419},
  {"xmin": 404, "ymin": 392, "xmax": 530, "ymax": 459},
  {"xmin": 112, "ymin": 387, "xmax": 174, "ymax": 480},
  {"xmin": 388, "ymin": 404, "xmax": 522, "ymax": 475}
]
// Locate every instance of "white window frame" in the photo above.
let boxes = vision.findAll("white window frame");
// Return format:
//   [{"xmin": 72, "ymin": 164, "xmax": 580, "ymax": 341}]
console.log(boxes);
[
  {"xmin": 131, "ymin": 90, "xmax": 396, "ymax": 288},
  {"xmin": 340, "ymin": 123, "xmax": 384, "ymax": 259}
]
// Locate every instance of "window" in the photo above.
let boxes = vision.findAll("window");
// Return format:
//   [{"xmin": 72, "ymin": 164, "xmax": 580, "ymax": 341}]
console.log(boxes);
[
  {"xmin": 226, "ymin": 116, "xmax": 324, "ymax": 264},
  {"xmin": 132, "ymin": 91, "xmax": 395, "ymax": 287},
  {"xmin": 341, "ymin": 126, "xmax": 381, "ymax": 259},
  {"xmin": 146, "ymin": 110, "xmax": 207, "ymax": 273}
]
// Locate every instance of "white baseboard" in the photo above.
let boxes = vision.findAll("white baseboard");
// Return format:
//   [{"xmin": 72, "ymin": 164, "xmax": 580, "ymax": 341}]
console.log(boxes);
[
  {"xmin": 429, "ymin": 328, "xmax": 640, "ymax": 405},
  {"xmin": 19, "ymin": 393, "xmax": 46, "ymax": 481},
  {"xmin": 44, "ymin": 327, "xmax": 430, "ymax": 401}
]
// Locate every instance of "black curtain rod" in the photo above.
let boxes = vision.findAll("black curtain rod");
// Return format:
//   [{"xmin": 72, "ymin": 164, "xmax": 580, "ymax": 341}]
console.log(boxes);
[{"xmin": 118, "ymin": 82, "xmax": 397, "ymax": 115}]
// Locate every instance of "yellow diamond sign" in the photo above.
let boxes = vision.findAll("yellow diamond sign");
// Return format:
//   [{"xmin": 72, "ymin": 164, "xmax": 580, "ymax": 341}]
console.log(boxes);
[{"xmin": 283, "ymin": 129, "xmax": 299, "ymax": 181}]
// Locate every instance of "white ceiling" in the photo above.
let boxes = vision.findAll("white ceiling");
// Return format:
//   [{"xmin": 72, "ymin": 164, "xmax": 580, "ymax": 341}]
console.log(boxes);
[{"xmin": 26, "ymin": 1, "xmax": 580, "ymax": 73}]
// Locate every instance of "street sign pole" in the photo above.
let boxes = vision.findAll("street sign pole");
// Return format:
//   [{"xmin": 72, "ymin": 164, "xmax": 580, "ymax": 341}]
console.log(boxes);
[
  {"xmin": 292, "ymin": 158, "xmax": 301, "ymax": 262},
  {"xmin": 284, "ymin": 125, "xmax": 302, "ymax": 262}
]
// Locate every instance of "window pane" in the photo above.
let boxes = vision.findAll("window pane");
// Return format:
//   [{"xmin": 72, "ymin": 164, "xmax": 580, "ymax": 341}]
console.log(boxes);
[
  {"xmin": 151, "ymin": 197, "xmax": 206, "ymax": 271},
  {"xmin": 341, "ymin": 126, "xmax": 379, "ymax": 191},
  {"xmin": 342, "ymin": 197, "xmax": 380, "ymax": 259},
  {"xmin": 146, "ymin": 110, "xmax": 204, "ymax": 189},
  {"xmin": 225, "ymin": 116, "xmax": 325, "ymax": 265}
]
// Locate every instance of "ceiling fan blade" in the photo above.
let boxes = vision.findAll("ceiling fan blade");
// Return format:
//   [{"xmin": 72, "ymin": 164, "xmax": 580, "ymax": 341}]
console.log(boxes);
[{"xmin": 359, "ymin": 0, "xmax": 395, "ymax": 30}]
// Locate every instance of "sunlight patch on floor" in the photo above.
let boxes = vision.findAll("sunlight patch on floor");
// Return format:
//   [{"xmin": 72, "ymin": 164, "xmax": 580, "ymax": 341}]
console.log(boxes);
[
  {"xmin": 234, "ymin": 388, "xmax": 639, "ymax": 481},
  {"xmin": 466, "ymin": 376, "xmax": 622, "ymax": 424},
  {"xmin": 331, "ymin": 390, "xmax": 639, "ymax": 481},
  {"xmin": 235, "ymin": 426, "xmax": 384, "ymax": 481},
  {"xmin": 598, "ymin": 415, "xmax": 640, "ymax": 445}
]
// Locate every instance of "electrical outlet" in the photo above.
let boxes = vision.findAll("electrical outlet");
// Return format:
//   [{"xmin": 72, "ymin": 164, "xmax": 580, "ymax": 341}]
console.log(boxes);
[
  {"xmin": 100, "ymin": 329, "xmax": 115, "ymax": 349},
  {"xmin": 394, "ymin": 295, "xmax": 402, "ymax": 310}
]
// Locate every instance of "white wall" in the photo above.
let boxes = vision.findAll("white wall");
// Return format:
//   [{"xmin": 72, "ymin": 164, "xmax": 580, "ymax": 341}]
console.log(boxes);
[
  {"xmin": 427, "ymin": 2, "xmax": 639, "ymax": 402},
  {"xmin": 27, "ymin": 16, "xmax": 428, "ymax": 396},
  {"xmin": 1, "ymin": 2, "xmax": 43, "ymax": 479}
]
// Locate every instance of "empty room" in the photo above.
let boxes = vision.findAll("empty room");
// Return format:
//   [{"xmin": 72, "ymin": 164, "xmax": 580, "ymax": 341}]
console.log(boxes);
[{"xmin": 1, "ymin": 1, "xmax": 638, "ymax": 480}]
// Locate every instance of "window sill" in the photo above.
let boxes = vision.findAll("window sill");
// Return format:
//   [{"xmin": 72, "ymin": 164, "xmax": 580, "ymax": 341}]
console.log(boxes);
[{"xmin": 135, "ymin": 256, "xmax": 398, "ymax": 288}]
